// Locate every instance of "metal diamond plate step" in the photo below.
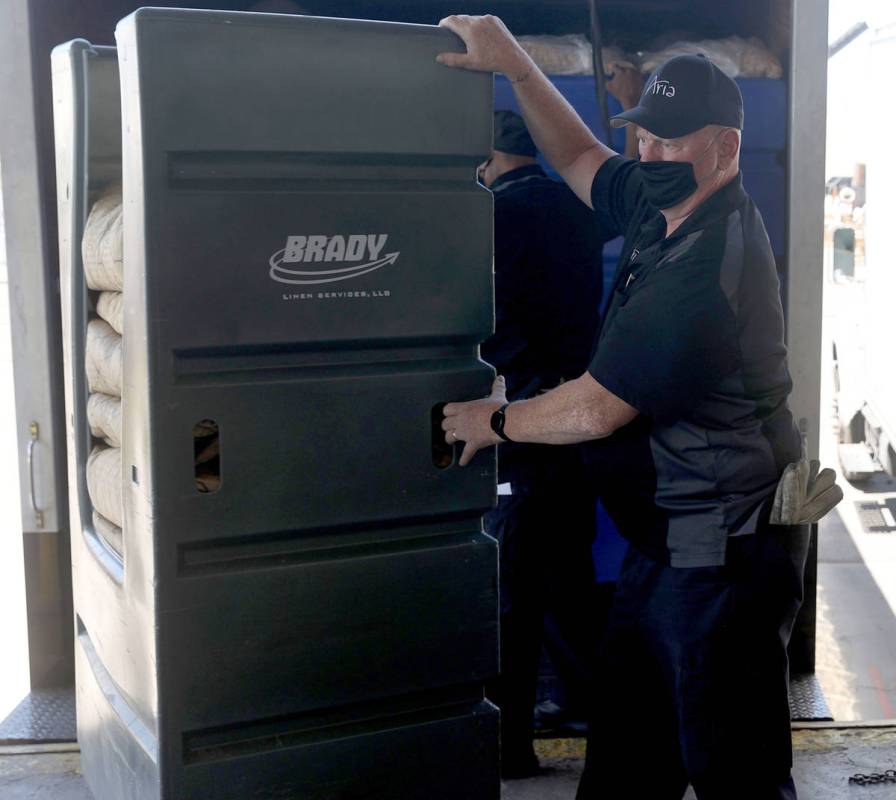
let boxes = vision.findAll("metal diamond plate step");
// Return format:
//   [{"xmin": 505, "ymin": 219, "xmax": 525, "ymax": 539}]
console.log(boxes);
[
  {"xmin": 789, "ymin": 673, "xmax": 833, "ymax": 722},
  {"xmin": 0, "ymin": 689, "xmax": 76, "ymax": 743}
]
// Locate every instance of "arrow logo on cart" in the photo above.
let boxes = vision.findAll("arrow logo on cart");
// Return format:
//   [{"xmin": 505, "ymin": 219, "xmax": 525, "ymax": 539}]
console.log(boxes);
[{"xmin": 268, "ymin": 251, "xmax": 400, "ymax": 285}]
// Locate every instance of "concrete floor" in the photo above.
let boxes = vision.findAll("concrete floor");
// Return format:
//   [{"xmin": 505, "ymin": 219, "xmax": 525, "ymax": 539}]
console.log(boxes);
[
  {"xmin": 2, "ymin": 727, "xmax": 895, "ymax": 799},
  {"xmin": 817, "ymin": 502, "xmax": 896, "ymax": 720},
  {"xmin": 506, "ymin": 729, "xmax": 896, "ymax": 799},
  {"xmin": 0, "ymin": 745, "xmax": 90, "ymax": 800},
  {"xmin": 814, "ymin": 268, "xmax": 896, "ymax": 721}
]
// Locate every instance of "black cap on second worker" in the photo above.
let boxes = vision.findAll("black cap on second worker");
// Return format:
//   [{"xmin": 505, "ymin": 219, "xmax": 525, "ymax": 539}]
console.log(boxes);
[
  {"xmin": 610, "ymin": 54, "xmax": 744, "ymax": 139},
  {"xmin": 493, "ymin": 110, "xmax": 538, "ymax": 157}
]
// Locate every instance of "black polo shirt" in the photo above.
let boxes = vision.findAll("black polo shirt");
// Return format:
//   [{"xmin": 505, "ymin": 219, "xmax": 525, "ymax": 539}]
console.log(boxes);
[
  {"xmin": 480, "ymin": 164, "xmax": 611, "ymax": 486},
  {"xmin": 583, "ymin": 156, "xmax": 800, "ymax": 567}
]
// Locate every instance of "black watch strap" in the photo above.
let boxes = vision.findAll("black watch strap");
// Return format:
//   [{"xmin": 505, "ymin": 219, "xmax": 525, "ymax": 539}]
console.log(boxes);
[{"xmin": 490, "ymin": 403, "xmax": 513, "ymax": 443}]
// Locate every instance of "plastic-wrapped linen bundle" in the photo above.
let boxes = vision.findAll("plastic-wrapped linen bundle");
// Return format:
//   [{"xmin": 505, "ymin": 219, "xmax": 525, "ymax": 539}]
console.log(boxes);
[
  {"xmin": 516, "ymin": 33, "xmax": 783, "ymax": 80},
  {"xmin": 83, "ymin": 184, "xmax": 126, "ymax": 555},
  {"xmin": 515, "ymin": 35, "xmax": 640, "ymax": 77},
  {"xmin": 86, "ymin": 318, "xmax": 122, "ymax": 397},
  {"xmin": 96, "ymin": 291, "xmax": 124, "ymax": 335},
  {"xmin": 87, "ymin": 392, "xmax": 122, "ymax": 448},
  {"xmin": 518, "ymin": 34, "xmax": 593, "ymax": 75},
  {"xmin": 86, "ymin": 445, "xmax": 122, "ymax": 528},
  {"xmin": 82, "ymin": 186, "xmax": 222, "ymax": 528},
  {"xmin": 82, "ymin": 185, "xmax": 123, "ymax": 292},
  {"xmin": 639, "ymin": 36, "xmax": 783, "ymax": 79},
  {"xmin": 93, "ymin": 510, "xmax": 123, "ymax": 556}
]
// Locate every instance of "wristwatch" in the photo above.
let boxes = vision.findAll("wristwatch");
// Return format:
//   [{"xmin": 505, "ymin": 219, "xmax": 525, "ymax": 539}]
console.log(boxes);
[{"xmin": 490, "ymin": 403, "xmax": 513, "ymax": 442}]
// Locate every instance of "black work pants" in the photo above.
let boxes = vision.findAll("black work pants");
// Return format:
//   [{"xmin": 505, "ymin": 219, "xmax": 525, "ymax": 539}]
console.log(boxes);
[
  {"xmin": 484, "ymin": 482, "xmax": 598, "ymax": 764},
  {"xmin": 577, "ymin": 523, "xmax": 809, "ymax": 800}
]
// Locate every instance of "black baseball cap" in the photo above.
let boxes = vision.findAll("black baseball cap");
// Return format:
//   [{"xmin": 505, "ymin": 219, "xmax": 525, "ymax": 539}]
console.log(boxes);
[
  {"xmin": 493, "ymin": 110, "xmax": 538, "ymax": 157},
  {"xmin": 610, "ymin": 54, "xmax": 743, "ymax": 139}
]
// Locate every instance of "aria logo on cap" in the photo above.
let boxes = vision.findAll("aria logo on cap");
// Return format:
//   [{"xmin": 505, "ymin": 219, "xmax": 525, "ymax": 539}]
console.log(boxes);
[
  {"xmin": 646, "ymin": 77, "xmax": 676, "ymax": 98},
  {"xmin": 610, "ymin": 54, "xmax": 743, "ymax": 139}
]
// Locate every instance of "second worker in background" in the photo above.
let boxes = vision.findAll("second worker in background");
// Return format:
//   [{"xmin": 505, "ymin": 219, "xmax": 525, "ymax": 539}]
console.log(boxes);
[{"xmin": 478, "ymin": 110, "xmax": 616, "ymax": 779}]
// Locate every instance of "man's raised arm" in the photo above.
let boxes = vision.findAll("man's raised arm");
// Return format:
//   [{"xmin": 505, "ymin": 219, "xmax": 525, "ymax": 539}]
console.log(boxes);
[{"xmin": 437, "ymin": 15, "xmax": 616, "ymax": 208}]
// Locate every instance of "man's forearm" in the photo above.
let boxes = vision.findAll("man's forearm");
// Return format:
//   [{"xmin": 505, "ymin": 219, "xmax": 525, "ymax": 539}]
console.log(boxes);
[
  {"xmin": 441, "ymin": 373, "xmax": 637, "ymax": 466},
  {"xmin": 509, "ymin": 59, "xmax": 614, "ymax": 181},
  {"xmin": 502, "ymin": 372, "xmax": 637, "ymax": 445}
]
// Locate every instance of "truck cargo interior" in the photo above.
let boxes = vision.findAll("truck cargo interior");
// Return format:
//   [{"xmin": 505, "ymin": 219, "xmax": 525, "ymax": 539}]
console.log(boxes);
[{"xmin": 1, "ymin": 1, "xmax": 894, "ymax": 798}]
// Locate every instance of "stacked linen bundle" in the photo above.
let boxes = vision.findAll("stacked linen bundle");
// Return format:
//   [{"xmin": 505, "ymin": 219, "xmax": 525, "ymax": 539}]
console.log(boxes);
[
  {"xmin": 515, "ymin": 34, "xmax": 783, "ymax": 79},
  {"xmin": 82, "ymin": 185, "xmax": 125, "ymax": 556},
  {"xmin": 81, "ymin": 186, "xmax": 222, "ymax": 557}
]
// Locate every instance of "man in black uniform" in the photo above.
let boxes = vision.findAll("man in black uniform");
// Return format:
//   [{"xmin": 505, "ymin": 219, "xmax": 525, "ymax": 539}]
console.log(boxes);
[
  {"xmin": 478, "ymin": 111, "xmax": 612, "ymax": 779},
  {"xmin": 437, "ymin": 16, "xmax": 811, "ymax": 800}
]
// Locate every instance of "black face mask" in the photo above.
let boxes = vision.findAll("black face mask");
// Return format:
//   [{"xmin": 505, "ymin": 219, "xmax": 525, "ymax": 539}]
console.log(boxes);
[{"xmin": 637, "ymin": 160, "xmax": 699, "ymax": 209}]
